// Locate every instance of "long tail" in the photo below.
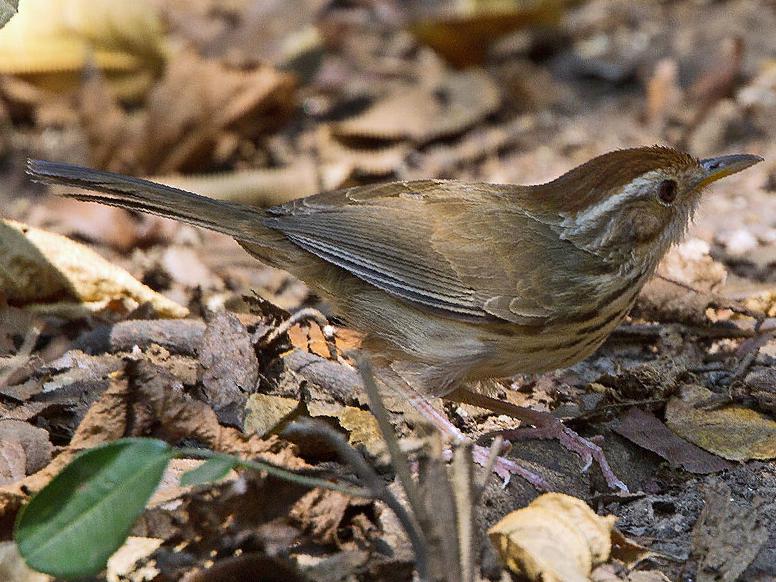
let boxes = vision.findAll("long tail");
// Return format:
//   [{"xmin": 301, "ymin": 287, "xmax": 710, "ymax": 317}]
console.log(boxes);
[{"xmin": 26, "ymin": 160, "xmax": 273, "ymax": 246}]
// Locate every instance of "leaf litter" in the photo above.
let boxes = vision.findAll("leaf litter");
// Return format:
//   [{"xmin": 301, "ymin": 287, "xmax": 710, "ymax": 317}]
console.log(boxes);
[{"xmin": 0, "ymin": 0, "xmax": 775, "ymax": 580}]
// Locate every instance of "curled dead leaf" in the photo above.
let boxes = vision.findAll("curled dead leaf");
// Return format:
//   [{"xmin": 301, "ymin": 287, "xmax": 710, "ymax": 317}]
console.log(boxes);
[
  {"xmin": 666, "ymin": 384, "xmax": 776, "ymax": 461},
  {"xmin": 488, "ymin": 493, "xmax": 617, "ymax": 582},
  {"xmin": 0, "ymin": 220, "xmax": 187, "ymax": 318}
]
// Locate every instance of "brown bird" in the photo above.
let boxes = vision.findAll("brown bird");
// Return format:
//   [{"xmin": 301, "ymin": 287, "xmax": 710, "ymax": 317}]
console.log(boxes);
[{"xmin": 27, "ymin": 147, "xmax": 761, "ymax": 490}]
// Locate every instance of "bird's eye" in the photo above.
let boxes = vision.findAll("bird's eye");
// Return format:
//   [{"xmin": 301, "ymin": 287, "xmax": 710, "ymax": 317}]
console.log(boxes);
[{"xmin": 657, "ymin": 179, "xmax": 677, "ymax": 205}]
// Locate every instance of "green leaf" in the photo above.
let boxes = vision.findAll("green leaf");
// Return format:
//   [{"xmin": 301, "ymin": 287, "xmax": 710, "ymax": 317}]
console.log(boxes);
[
  {"xmin": 180, "ymin": 456, "xmax": 238, "ymax": 486},
  {"xmin": 15, "ymin": 438, "xmax": 172, "ymax": 579}
]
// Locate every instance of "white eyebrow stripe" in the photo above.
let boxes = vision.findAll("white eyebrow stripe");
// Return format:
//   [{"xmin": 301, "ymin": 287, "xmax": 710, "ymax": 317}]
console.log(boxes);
[{"xmin": 561, "ymin": 171, "xmax": 665, "ymax": 234}]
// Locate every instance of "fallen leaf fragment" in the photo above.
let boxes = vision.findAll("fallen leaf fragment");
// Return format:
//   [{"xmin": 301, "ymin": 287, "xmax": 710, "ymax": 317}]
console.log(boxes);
[
  {"xmin": 139, "ymin": 50, "xmax": 296, "ymax": 174},
  {"xmin": 290, "ymin": 489, "xmax": 354, "ymax": 547},
  {"xmin": 408, "ymin": 0, "xmax": 565, "ymax": 67},
  {"xmin": 691, "ymin": 480, "xmax": 768, "ymax": 582},
  {"xmin": 337, "ymin": 407, "xmax": 383, "ymax": 455},
  {"xmin": 287, "ymin": 322, "xmax": 363, "ymax": 358},
  {"xmin": 609, "ymin": 529, "xmax": 655, "ymax": 570},
  {"xmin": 244, "ymin": 394, "xmax": 300, "ymax": 437},
  {"xmin": 0, "ymin": 220, "xmax": 188, "ymax": 318},
  {"xmin": 307, "ymin": 400, "xmax": 383, "ymax": 456},
  {"xmin": 614, "ymin": 407, "xmax": 733, "ymax": 474},
  {"xmin": 665, "ymin": 384, "xmax": 776, "ymax": 461},
  {"xmin": 333, "ymin": 70, "xmax": 500, "ymax": 143},
  {"xmin": 106, "ymin": 536, "xmax": 162, "ymax": 582},
  {"xmin": 488, "ymin": 493, "xmax": 617, "ymax": 582}
]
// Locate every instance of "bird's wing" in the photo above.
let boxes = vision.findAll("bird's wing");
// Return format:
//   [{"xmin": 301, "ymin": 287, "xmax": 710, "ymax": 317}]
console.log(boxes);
[{"xmin": 264, "ymin": 180, "xmax": 593, "ymax": 324}]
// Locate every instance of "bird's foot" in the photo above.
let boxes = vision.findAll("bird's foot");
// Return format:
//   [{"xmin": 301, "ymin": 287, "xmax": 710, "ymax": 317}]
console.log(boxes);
[
  {"xmin": 490, "ymin": 420, "xmax": 628, "ymax": 492},
  {"xmin": 408, "ymin": 394, "xmax": 553, "ymax": 490},
  {"xmin": 471, "ymin": 444, "xmax": 551, "ymax": 490}
]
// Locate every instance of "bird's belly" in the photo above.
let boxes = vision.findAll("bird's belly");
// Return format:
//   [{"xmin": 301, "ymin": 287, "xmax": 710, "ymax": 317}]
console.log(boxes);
[{"xmin": 472, "ymin": 302, "xmax": 632, "ymax": 380}]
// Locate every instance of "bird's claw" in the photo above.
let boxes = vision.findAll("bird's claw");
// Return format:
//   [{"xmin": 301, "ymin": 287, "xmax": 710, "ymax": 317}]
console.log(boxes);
[{"xmin": 472, "ymin": 444, "xmax": 551, "ymax": 491}]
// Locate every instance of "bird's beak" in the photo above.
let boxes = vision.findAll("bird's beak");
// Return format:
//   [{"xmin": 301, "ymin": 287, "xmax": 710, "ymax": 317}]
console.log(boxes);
[{"xmin": 695, "ymin": 153, "xmax": 763, "ymax": 189}]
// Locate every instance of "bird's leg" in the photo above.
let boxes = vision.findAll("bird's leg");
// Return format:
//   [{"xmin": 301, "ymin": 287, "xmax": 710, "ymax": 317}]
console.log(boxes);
[
  {"xmin": 446, "ymin": 388, "xmax": 628, "ymax": 492},
  {"xmin": 408, "ymin": 395, "xmax": 551, "ymax": 490}
]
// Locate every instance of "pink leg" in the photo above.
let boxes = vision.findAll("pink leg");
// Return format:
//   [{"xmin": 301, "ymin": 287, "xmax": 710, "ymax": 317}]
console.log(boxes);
[
  {"xmin": 410, "ymin": 396, "xmax": 551, "ymax": 490},
  {"xmin": 446, "ymin": 389, "xmax": 629, "ymax": 493}
]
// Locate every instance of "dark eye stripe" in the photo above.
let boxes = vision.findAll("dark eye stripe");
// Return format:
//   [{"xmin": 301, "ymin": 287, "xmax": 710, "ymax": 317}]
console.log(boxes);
[{"xmin": 658, "ymin": 179, "xmax": 677, "ymax": 204}]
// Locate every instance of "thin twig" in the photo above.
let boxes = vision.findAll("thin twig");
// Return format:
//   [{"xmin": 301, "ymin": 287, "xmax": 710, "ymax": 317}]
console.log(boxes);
[
  {"xmin": 0, "ymin": 324, "xmax": 41, "ymax": 389},
  {"xmin": 612, "ymin": 322, "xmax": 774, "ymax": 340},
  {"xmin": 729, "ymin": 329, "xmax": 775, "ymax": 383},
  {"xmin": 452, "ymin": 442, "xmax": 475, "ymax": 582},
  {"xmin": 282, "ymin": 418, "xmax": 430, "ymax": 581},
  {"xmin": 473, "ymin": 436, "xmax": 503, "ymax": 503},
  {"xmin": 352, "ymin": 355, "xmax": 428, "ymax": 526},
  {"xmin": 174, "ymin": 447, "xmax": 371, "ymax": 498}
]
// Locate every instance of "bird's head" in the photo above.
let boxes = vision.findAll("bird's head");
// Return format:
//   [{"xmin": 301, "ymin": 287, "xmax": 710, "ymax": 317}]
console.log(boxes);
[{"xmin": 531, "ymin": 146, "xmax": 762, "ymax": 267}]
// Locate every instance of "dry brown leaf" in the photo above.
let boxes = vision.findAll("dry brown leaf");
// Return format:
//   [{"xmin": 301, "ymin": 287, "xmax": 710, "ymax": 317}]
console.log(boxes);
[
  {"xmin": 610, "ymin": 529, "xmax": 654, "ymax": 570},
  {"xmin": 488, "ymin": 493, "xmax": 617, "ymax": 582},
  {"xmin": 337, "ymin": 407, "xmax": 382, "ymax": 454},
  {"xmin": 613, "ymin": 408, "xmax": 733, "ymax": 474},
  {"xmin": 140, "ymin": 50, "xmax": 296, "ymax": 174},
  {"xmin": 124, "ymin": 360, "xmax": 303, "ymax": 464},
  {"xmin": 0, "ymin": 220, "xmax": 187, "ymax": 318},
  {"xmin": 244, "ymin": 394, "xmax": 300, "ymax": 437},
  {"xmin": 333, "ymin": 70, "xmax": 500, "ymax": 143},
  {"xmin": 306, "ymin": 398, "xmax": 383, "ymax": 456},
  {"xmin": 409, "ymin": 0, "xmax": 565, "ymax": 67},
  {"xmin": 666, "ymin": 384, "xmax": 776, "ymax": 461},
  {"xmin": 290, "ymin": 489, "xmax": 353, "ymax": 547},
  {"xmin": 196, "ymin": 310, "xmax": 259, "ymax": 427},
  {"xmin": 287, "ymin": 322, "xmax": 362, "ymax": 358},
  {"xmin": 0, "ymin": 355, "xmax": 308, "ymax": 529},
  {"xmin": 316, "ymin": 126, "xmax": 411, "ymax": 189},
  {"xmin": 0, "ymin": 0, "xmax": 166, "ymax": 100}
]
